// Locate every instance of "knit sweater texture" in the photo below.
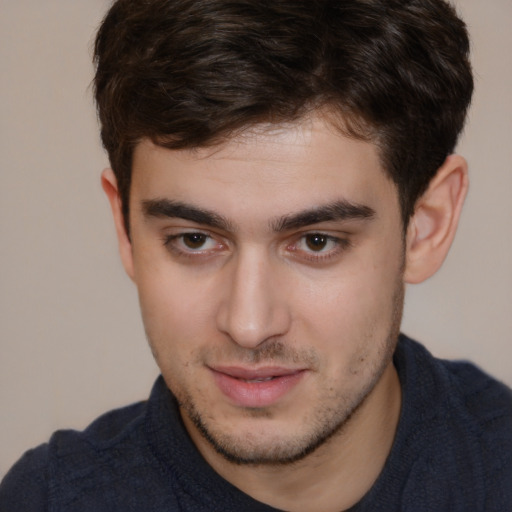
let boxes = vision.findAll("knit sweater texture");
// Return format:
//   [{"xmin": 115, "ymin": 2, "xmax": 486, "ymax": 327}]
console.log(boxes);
[{"xmin": 1, "ymin": 335, "xmax": 511, "ymax": 511}]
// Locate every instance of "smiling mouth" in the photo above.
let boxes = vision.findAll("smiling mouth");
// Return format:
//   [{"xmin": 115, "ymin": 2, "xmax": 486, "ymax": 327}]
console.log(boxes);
[
  {"xmin": 242, "ymin": 376, "xmax": 277, "ymax": 383},
  {"xmin": 209, "ymin": 367, "xmax": 306, "ymax": 408}
]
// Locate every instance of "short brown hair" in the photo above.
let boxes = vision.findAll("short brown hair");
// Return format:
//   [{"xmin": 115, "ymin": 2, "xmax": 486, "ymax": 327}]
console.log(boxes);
[{"xmin": 93, "ymin": 0, "xmax": 473, "ymax": 232}]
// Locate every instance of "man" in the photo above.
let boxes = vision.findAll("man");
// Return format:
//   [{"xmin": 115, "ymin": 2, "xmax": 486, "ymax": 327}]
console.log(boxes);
[{"xmin": 1, "ymin": 0, "xmax": 511, "ymax": 510}]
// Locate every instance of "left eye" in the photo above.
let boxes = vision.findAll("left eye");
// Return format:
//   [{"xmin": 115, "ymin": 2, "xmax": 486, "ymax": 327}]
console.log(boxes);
[
  {"xmin": 298, "ymin": 233, "xmax": 339, "ymax": 253},
  {"xmin": 181, "ymin": 233, "xmax": 210, "ymax": 250}
]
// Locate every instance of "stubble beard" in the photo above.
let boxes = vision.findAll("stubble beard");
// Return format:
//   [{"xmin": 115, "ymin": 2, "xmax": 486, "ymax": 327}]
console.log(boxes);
[{"xmin": 172, "ymin": 280, "xmax": 405, "ymax": 467}]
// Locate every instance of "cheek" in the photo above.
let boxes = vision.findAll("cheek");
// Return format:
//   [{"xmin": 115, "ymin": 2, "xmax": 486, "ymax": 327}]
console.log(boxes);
[
  {"xmin": 292, "ymin": 243, "xmax": 404, "ymax": 352},
  {"xmin": 134, "ymin": 263, "xmax": 219, "ymax": 362}
]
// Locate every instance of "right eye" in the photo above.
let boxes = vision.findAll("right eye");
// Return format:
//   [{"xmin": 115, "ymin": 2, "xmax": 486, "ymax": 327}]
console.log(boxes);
[{"xmin": 163, "ymin": 231, "xmax": 225, "ymax": 258}]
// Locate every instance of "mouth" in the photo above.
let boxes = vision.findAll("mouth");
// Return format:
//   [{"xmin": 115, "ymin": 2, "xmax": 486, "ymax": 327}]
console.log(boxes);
[
  {"xmin": 209, "ymin": 366, "xmax": 307, "ymax": 408},
  {"xmin": 242, "ymin": 376, "xmax": 279, "ymax": 383}
]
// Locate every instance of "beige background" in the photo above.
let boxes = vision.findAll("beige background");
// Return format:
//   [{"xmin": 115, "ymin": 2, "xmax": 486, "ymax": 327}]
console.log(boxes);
[{"xmin": 1, "ymin": 0, "xmax": 511, "ymax": 478}]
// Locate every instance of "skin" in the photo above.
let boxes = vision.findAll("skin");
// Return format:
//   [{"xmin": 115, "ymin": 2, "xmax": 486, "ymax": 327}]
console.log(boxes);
[{"xmin": 103, "ymin": 114, "xmax": 468, "ymax": 511}]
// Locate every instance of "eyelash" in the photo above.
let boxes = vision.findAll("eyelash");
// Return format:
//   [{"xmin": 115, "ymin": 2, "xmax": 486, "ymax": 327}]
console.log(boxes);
[
  {"xmin": 162, "ymin": 232, "xmax": 224, "ymax": 259},
  {"xmin": 288, "ymin": 234, "xmax": 351, "ymax": 263},
  {"xmin": 162, "ymin": 231, "xmax": 351, "ymax": 263}
]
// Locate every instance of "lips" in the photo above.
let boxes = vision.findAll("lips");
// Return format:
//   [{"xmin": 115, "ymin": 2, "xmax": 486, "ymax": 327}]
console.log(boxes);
[{"xmin": 210, "ymin": 366, "xmax": 306, "ymax": 408}]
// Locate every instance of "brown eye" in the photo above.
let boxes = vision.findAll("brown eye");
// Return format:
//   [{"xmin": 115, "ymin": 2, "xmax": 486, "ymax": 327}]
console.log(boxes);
[
  {"xmin": 305, "ymin": 234, "xmax": 328, "ymax": 251},
  {"xmin": 182, "ymin": 233, "xmax": 208, "ymax": 249}
]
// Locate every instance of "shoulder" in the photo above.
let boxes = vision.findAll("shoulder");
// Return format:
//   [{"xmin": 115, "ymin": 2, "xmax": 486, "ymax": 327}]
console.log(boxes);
[
  {"xmin": 407, "ymin": 336, "xmax": 511, "ymax": 432},
  {"xmin": 443, "ymin": 358, "xmax": 512, "ymax": 480},
  {"xmin": 444, "ymin": 357, "xmax": 512, "ymax": 416},
  {"xmin": 52, "ymin": 398, "xmax": 148, "ymax": 454},
  {"xmin": 397, "ymin": 335, "xmax": 512, "ymax": 508},
  {"xmin": 399, "ymin": 335, "xmax": 511, "ymax": 438},
  {"xmin": 0, "ymin": 400, "xmax": 147, "ymax": 511},
  {"xmin": 0, "ymin": 444, "xmax": 50, "ymax": 512}
]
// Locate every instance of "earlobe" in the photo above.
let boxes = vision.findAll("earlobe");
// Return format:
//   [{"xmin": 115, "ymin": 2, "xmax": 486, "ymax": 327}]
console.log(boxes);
[
  {"xmin": 404, "ymin": 154, "xmax": 468, "ymax": 284},
  {"xmin": 101, "ymin": 169, "xmax": 135, "ymax": 281}
]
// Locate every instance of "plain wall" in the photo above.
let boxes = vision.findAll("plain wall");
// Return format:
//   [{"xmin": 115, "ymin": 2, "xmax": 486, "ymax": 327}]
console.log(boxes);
[{"xmin": 1, "ymin": 0, "xmax": 511, "ymax": 478}]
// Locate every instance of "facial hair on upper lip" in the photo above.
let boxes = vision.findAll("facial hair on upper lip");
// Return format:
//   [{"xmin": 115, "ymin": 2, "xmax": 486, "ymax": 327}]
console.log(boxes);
[{"xmin": 199, "ymin": 338, "xmax": 320, "ymax": 371}]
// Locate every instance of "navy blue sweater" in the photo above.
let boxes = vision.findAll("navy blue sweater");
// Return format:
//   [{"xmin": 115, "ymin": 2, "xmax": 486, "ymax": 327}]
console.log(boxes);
[{"xmin": 1, "ymin": 336, "xmax": 511, "ymax": 511}]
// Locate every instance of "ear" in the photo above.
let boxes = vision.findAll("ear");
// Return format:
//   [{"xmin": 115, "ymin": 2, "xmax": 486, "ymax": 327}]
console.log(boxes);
[
  {"xmin": 404, "ymin": 154, "xmax": 468, "ymax": 284},
  {"xmin": 101, "ymin": 168, "xmax": 135, "ymax": 281}
]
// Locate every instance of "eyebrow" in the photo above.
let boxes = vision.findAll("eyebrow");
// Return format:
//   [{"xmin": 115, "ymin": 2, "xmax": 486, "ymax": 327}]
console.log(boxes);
[
  {"xmin": 271, "ymin": 200, "xmax": 375, "ymax": 232},
  {"xmin": 142, "ymin": 199, "xmax": 234, "ymax": 231},
  {"xmin": 142, "ymin": 198, "xmax": 375, "ymax": 233}
]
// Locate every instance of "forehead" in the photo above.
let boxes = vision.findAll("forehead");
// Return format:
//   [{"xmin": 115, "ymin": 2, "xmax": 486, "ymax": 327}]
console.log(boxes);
[{"xmin": 130, "ymin": 115, "xmax": 398, "ymax": 223}]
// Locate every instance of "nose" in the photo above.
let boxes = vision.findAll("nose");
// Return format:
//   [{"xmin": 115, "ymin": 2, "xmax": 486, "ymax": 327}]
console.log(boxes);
[{"xmin": 216, "ymin": 248, "xmax": 291, "ymax": 348}]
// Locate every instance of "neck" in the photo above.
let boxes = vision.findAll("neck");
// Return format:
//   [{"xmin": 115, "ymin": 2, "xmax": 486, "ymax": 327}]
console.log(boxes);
[{"xmin": 187, "ymin": 362, "xmax": 401, "ymax": 512}]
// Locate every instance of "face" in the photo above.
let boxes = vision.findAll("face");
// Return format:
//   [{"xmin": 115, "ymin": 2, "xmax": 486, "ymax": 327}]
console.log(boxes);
[{"xmin": 125, "ymin": 116, "xmax": 405, "ymax": 465}]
